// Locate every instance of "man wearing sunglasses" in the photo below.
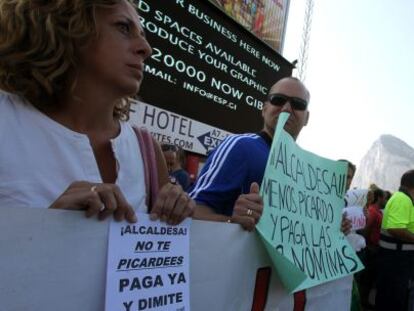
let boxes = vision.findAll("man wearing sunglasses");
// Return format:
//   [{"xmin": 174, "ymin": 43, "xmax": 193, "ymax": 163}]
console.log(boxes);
[
  {"xmin": 262, "ymin": 79, "xmax": 309, "ymax": 141},
  {"xmin": 189, "ymin": 77, "xmax": 310, "ymax": 231}
]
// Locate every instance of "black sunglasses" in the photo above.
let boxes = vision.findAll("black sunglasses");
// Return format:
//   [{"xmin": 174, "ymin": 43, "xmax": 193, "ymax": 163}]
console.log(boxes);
[{"xmin": 267, "ymin": 93, "xmax": 308, "ymax": 111}]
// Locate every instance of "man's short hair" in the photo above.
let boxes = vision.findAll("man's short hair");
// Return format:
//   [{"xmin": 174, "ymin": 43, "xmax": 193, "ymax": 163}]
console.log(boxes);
[
  {"xmin": 268, "ymin": 76, "xmax": 310, "ymax": 102},
  {"xmin": 400, "ymin": 170, "xmax": 414, "ymax": 188}
]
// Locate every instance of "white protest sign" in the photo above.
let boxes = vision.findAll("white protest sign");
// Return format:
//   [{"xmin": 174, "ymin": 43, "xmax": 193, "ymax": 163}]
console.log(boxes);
[
  {"xmin": 105, "ymin": 214, "xmax": 191, "ymax": 311},
  {"xmin": 343, "ymin": 189, "xmax": 367, "ymax": 251},
  {"xmin": 343, "ymin": 189, "xmax": 367, "ymax": 231},
  {"xmin": 0, "ymin": 206, "xmax": 353, "ymax": 311},
  {"xmin": 343, "ymin": 205, "xmax": 366, "ymax": 231},
  {"xmin": 344, "ymin": 189, "xmax": 368, "ymax": 207}
]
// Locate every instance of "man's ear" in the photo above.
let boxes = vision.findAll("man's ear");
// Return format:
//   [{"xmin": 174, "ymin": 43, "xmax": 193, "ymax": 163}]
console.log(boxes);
[
  {"xmin": 304, "ymin": 111, "xmax": 310, "ymax": 126},
  {"xmin": 262, "ymin": 102, "xmax": 268, "ymax": 117}
]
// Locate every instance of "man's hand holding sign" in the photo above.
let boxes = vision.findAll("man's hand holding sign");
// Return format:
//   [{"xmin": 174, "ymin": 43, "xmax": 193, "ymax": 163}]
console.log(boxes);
[{"xmin": 231, "ymin": 182, "xmax": 263, "ymax": 231}]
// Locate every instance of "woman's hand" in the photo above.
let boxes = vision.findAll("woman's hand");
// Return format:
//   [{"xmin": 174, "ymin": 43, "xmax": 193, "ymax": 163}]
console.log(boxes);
[
  {"xmin": 150, "ymin": 183, "xmax": 195, "ymax": 225},
  {"xmin": 49, "ymin": 181, "xmax": 137, "ymax": 223},
  {"xmin": 230, "ymin": 182, "xmax": 263, "ymax": 232}
]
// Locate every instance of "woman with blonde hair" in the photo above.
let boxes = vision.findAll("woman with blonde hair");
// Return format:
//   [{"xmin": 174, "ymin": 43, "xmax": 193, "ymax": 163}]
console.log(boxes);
[{"xmin": 0, "ymin": 0, "xmax": 194, "ymax": 224}]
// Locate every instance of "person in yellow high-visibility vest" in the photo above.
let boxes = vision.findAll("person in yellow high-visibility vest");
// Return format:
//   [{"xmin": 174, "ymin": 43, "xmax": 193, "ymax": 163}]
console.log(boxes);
[{"xmin": 376, "ymin": 169, "xmax": 414, "ymax": 311}]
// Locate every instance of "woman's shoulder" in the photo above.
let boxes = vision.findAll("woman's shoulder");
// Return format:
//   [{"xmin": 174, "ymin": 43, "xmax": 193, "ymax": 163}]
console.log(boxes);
[
  {"xmin": 0, "ymin": 91, "xmax": 21, "ymax": 131},
  {"xmin": 119, "ymin": 121, "xmax": 139, "ymax": 140},
  {"xmin": 115, "ymin": 122, "xmax": 143, "ymax": 152},
  {"xmin": 0, "ymin": 92, "xmax": 17, "ymax": 145},
  {"xmin": 0, "ymin": 91, "xmax": 26, "ymax": 113},
  {"xmin": 0, "ymin": 92, "xmax": 39, "ymax": 142},
  {"xmin": 0, "ymin": 90, "xmax": 14, "ymax": 105}
]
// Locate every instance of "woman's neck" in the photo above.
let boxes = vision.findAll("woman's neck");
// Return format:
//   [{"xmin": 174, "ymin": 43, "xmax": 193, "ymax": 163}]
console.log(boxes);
[{"xmin": 46, "ymin": 80, "xmax": 122, "ymax": 137}]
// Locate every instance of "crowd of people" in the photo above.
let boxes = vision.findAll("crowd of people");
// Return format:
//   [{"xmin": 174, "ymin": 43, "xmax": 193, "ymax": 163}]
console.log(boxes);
[
  {"xmin": 339, "ymin": 161, "xmax": 414, "ymax": 311},
  {"xmin": 1, "ymin": 1, "xmax": 413, "ymax": 311},
  {"xmin": 352, "ymin": 185, "xmax": 394, "ymax": 311}
]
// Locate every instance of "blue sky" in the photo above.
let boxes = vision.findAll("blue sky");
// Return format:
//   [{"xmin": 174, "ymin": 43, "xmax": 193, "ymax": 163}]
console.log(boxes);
[{"xmin": 282, "ymin": 0, "xmax": 414, "ymax": 165}]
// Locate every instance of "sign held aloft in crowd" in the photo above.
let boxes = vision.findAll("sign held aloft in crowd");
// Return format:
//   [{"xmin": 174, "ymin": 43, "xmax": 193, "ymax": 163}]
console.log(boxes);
[{"xmin": 257, "ymin": 112, "xmax": 364, "ymax": 292}]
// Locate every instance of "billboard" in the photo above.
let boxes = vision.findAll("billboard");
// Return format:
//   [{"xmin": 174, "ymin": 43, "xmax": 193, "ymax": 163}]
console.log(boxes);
[
  {"xmin": 210, "ymin": 0, "xmax": 290, "ymax": 52},
  {"xmin": 137, "ymin": 0, "xmax": 293, "ymax": 136}
]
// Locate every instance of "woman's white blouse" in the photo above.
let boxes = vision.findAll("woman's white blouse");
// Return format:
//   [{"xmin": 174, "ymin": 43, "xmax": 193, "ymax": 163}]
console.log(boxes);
[{"xmin": 0, "ymin": 92, "xmax": 147, "ymax": 212}]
